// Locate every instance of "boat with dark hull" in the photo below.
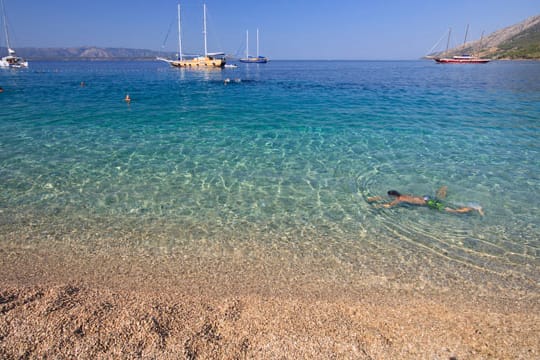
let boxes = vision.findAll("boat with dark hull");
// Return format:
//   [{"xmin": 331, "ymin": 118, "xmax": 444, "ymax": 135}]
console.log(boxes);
[
  {"xmin": 432, "ymin": 25, "xmax": 490, "ymax": 64},
  {"xmin": 239, "ymin": 29, "xmax": 268, "ymax": 64},
  {"xmin": 434, "ymin": 55, "xmax": 490, "ymax": 64}
]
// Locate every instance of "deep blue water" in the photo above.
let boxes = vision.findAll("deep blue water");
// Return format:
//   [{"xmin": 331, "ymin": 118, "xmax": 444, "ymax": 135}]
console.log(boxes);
[{"xmin": 1, "ymin": 60, "xmax": 539, "ymax": 278}]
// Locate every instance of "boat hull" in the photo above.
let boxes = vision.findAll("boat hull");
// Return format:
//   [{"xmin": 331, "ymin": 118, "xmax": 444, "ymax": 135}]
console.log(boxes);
[
  {"xmin": 167, "ymin": 56, "xmax": 226, "ymax": 68},
  {"xmin": 239, "ymin": 57, "xmax": 268, "ymax": 64},
  {"xmin": 0, "ymin": 55, "xmax": 28, "ymax": 68},
  {"xmin": 434, "ymin": 58, "xmax": 490, "ymax": 64}
]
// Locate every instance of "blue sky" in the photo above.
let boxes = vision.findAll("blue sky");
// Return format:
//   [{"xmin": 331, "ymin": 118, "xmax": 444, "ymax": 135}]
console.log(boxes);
[{"xmin": 2, "ymin": 0, "xmax": 539, "ymax": 59}]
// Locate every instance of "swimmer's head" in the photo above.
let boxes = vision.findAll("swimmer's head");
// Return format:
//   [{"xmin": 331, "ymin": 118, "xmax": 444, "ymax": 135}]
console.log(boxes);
[{"xmin": 387, "ymin": 190, "xmax": 401, "ymax": 197}]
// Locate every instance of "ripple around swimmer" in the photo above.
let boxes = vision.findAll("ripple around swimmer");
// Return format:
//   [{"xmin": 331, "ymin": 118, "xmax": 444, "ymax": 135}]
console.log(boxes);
[{"xmin": 357, "ymin": 170, "xmax": 539, "ymax": 279}]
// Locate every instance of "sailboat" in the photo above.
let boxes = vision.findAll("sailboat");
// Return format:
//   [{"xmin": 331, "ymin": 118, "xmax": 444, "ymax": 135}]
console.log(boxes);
[
  {"xmin": 0, "ymin": 0, "xmax": 27, "ymax": 68},
  {"xmin": 239, "ymin": 29, "xmax": 268, "ymax": 64},
  {"xmin": 157, "ymin": 3, "xmax": 225, "ymax": 68},
  {"xmin": 433, "ymin": 25, "xmax": 490, "ymax": 64}
]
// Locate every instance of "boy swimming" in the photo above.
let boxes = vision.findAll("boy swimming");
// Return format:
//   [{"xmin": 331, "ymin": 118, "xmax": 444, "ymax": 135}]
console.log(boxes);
[{"xmin": 367, "ymin": 186, "xmax": 484, "ymax": 216}]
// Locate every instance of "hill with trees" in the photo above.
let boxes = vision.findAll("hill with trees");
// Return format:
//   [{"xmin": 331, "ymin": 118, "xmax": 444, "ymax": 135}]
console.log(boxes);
[
  {"xmin": 0, "ymin": 46, "xmax": 174, "ymax": 61},
  {"xmin": 429, "ymin": 14, "xmax": 540, "ymax": 60}
]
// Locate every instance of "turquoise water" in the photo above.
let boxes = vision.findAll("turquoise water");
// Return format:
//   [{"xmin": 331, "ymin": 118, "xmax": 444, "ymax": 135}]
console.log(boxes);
[{"xmin": 1, "ymin": 60, "xmax": 539, "ymax": 280}]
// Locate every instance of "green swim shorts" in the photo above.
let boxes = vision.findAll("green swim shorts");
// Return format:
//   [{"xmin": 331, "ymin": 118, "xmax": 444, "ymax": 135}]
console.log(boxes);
[{"xmin": 424, "ymin": 196, "xmax": 445, "ymax": 211}]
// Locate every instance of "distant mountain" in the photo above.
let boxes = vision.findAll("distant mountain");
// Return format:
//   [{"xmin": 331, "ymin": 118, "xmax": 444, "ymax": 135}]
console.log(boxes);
[
  {"xmin": 0, "ymin": 46, "xmax": 175, "ymax": 61},
  {"xmin": 428, "ymin": 14, "xmax": 540, "ymax": 60}
]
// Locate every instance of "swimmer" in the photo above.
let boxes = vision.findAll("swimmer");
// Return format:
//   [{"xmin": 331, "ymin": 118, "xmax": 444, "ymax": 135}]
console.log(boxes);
[
  {"xmin": 223, "ymin": 78, "xmax": 242, "ymax": 84},
  {"xmin": 368, "ymin": 186, "xmax": 484, "ymax": 216},
  {"xmin": 0, "ymin": 86, "xmax": 3, "ymax": 93},
  {"xmin": 124, "ymin": 94, "xmax": 131, "ymax": 103}
]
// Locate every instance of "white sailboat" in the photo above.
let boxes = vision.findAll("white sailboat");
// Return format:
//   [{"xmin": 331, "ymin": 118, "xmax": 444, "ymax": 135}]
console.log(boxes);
[
  {"xmin": 0, "ymin": 0, "xmax": 27, "ymax": 68},
  {"xmin": 157, "ymin": 2, "xmax": 225, "ymax": 68},
  {"xmin": 239, "ymin": 28, "xmax": 268, "ymax": 63}
]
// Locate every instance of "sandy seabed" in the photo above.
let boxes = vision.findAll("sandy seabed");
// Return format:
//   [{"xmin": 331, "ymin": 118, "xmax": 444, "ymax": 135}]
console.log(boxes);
[{"xmin": 1, "ymin": 235, "xmax": 538, "ymax": 359}]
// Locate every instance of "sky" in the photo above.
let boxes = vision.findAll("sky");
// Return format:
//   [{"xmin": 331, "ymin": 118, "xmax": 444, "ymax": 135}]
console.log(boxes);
[{"xmin": 2, "ymin": 0, "xmax": 539, "ymax": 60}]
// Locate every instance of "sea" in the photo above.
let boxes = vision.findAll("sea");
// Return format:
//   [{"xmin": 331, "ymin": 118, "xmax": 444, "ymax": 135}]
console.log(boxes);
[{"xmin": 1, "ymin": 60, "xmax": 539, "ymax": 289}]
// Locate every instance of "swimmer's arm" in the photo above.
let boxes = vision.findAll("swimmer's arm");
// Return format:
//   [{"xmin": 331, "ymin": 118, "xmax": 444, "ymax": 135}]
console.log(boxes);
[
  {"xmin": 367, "ymin": 196, "xmax": 400, "ymax": 208},
  {"xmin": 382, "ymin": 199, "xmax": 400, "ymax": 208}
]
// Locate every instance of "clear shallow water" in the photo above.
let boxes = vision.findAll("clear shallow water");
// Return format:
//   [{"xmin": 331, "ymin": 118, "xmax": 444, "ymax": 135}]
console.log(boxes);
[{"xmin": 0, "ymin": 60, "xmax": 539, "ymax": 280}]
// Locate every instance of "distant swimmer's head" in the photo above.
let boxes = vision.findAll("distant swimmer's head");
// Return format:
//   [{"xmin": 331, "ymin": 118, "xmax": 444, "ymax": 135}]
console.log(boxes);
[{"xmin": 387, "ymin": 190, "xmax": 401, "ymax": 197}]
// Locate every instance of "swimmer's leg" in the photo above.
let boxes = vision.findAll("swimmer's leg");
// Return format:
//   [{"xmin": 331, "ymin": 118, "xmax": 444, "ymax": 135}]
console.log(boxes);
[
  {"xmin": 367, "ymin": 196, "xmax": 383, "ymax": 203},
  {"xmin": 467, "ymin": 203, "xmax": 485, "ymax": 216},
  {"xmin": 444, "ymin": 206, "xmax": 484, "ymax": 216}
]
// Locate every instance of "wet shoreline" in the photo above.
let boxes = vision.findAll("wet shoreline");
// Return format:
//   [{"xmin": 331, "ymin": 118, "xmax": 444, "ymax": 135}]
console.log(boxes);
[{"xmin": 1, "ymin": 230, "xmax": 539, "ymax": 358}]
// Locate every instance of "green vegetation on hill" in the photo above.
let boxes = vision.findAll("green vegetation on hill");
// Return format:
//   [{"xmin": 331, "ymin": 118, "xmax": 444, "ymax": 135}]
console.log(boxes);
[
  {"xmin": 496, "ymin": 21, "xmax": 540, "ymax": 59},
  {"xmin": 429, "ymin": 14, "xmax": 540, "ymax": 60}
]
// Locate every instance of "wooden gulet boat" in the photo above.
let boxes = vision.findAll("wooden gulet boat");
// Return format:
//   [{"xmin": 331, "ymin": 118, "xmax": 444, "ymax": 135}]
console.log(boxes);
[
  {"xmin": 157, "ymin": 3, "xmax": 225, "ymax": 68},
  {"xmin": 433, "ymin": 25, "xmax": 491, "ymax": 64},
  {"xmin": 239, "ymin": 29, "xmax": 268, "ymax": 64}
]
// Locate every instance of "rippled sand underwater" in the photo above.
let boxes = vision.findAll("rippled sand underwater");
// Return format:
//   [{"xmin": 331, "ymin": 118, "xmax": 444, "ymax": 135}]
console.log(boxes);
[{"xmin": 0, "ymin": 60, "xmax": 539, "ymax": 289}]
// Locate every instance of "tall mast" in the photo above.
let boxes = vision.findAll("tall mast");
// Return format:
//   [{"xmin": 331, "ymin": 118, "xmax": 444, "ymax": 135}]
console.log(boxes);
[
  {"xmin": 256, "ymin": 28, "xmax": 259, "ymax": 57},
  {"xmin": 177, "ymin": 3, "xmax": 183, "ymax": 60},
  {"xmin": 1, "ymin": 0, "xmax": 12, "ymax": 52},
  {"xmin": 479, "ymin": 30, "xmax": 484, "ymax": 53},
  {"xmin": 245, "ymin": 30, "xmax": 249, "ymax": 58},
  {"xmin": 203, "ymin": 3, "xmax": 207, "ymax": 57},
  {"xmin": 445, "ymin": 27, "xmax": 452, "ymax": 54},
  {"xmin": 463, "ymin": 24, "xmax": 469, "ymax": 45}
]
